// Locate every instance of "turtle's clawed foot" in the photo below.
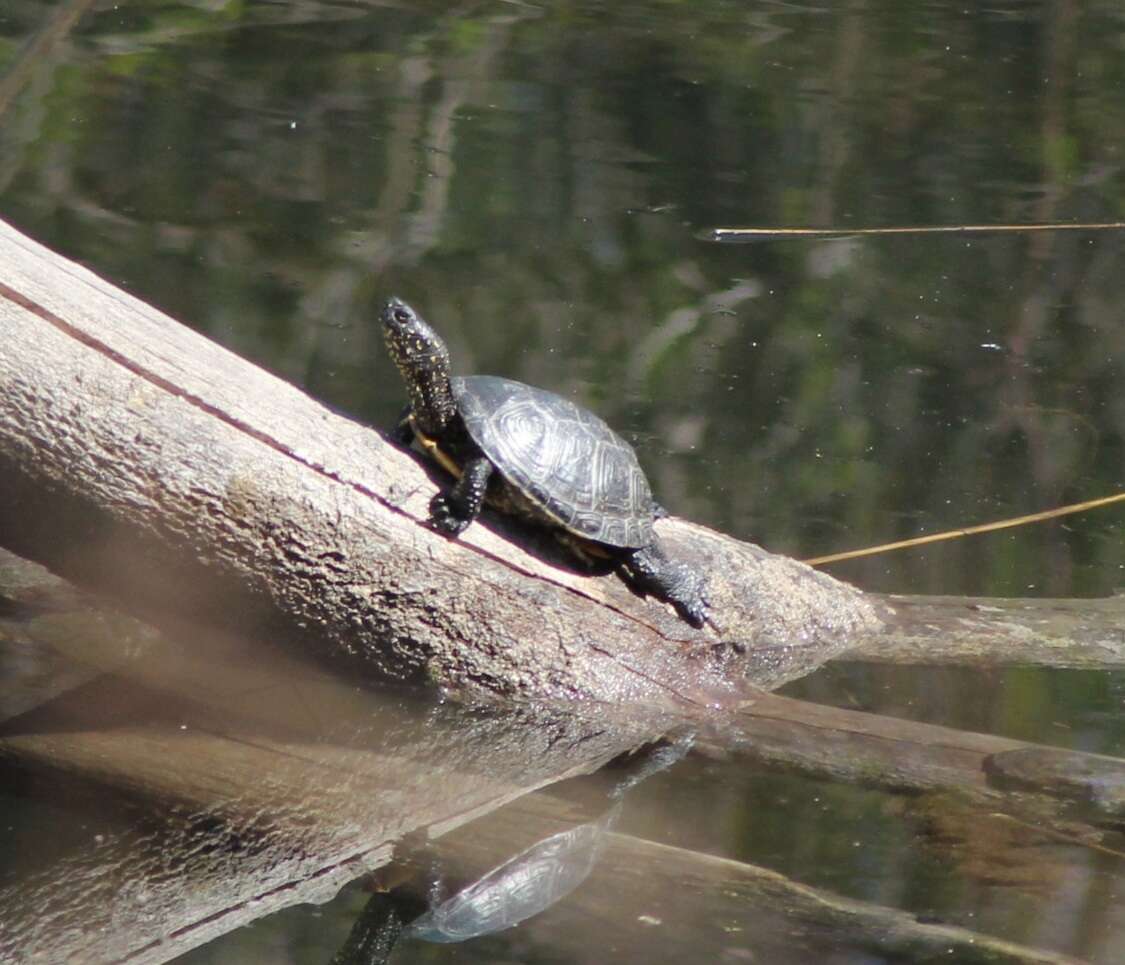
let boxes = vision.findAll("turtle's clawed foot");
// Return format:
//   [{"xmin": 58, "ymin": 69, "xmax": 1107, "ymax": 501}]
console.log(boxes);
[
  {"xmin": 621, "ymin": 542, "xmax": 710, "ymax": 629},
  {"xmin": 674, "ymin": 573, "xmax": 710, "ymax": 629},
  {"xmin": 429, "ymin": 493, "xmax": 471, "ymax": 536}
]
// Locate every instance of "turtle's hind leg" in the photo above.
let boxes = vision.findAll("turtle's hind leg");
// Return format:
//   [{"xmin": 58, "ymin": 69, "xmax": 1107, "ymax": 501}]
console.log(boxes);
[{"xmin": 619, "ymin": 540, "xmax": 708, "ymax": 628}]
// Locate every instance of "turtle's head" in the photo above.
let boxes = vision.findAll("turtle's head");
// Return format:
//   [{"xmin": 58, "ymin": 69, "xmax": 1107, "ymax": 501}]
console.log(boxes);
[
  {"xmin": 381, "ymin": 297, "xmax": 456, "ymax": 435},
  {"xmin": 382, "ymin": 298, "xmax": 451, "ymax": 377}
]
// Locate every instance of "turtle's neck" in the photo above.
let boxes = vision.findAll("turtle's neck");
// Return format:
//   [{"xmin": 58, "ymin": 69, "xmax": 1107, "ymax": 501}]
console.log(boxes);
[
  {"xmin": 381, "ymin": 297, "xmax": 459, "ymax": 437},
  {"xmin": 404, "ymin": 356, "xmax": 457, "ymax": 438}
]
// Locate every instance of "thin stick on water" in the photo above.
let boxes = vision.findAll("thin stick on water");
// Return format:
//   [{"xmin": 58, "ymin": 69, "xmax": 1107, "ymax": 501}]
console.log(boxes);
[
  {"xmin": 703, "ymin": 222, "xmax": 1125, "ymax": 243},
  {"xmin": 804, "ymin": 492, "xmax": 1125, "ymax": 566}
]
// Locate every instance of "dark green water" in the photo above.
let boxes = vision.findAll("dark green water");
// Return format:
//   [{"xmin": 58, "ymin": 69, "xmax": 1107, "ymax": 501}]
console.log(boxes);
[{"xmin": 2, "ymin": 1, "xmax": 1124, "ymax": 962}]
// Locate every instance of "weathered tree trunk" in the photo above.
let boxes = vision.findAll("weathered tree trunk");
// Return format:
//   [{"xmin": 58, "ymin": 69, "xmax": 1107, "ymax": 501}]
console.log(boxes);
[
  {"xmin": 851, "ymin": 592, "xmax": 1125, "ymax": 670},
  {"xmin": 2, "ymin": 218, "xmax": 1122, "ymax": 710},
  {"xmin": 0, "ymin": 218, "xmax": 880, "ymax": 708}
]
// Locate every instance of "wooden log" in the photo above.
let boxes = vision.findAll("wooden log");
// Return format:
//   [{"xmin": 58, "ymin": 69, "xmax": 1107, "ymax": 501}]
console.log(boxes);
[
  {"xmin": 0, "ymin": 216, "xmax": 880, "ymax": 708},
  {"xmin": 850, "ymin": 592, "xmax": 1125, "ymax": 670},
  {"xmin": 3, "ymin": 218, "xmax": 1124, "ymax": 710}
]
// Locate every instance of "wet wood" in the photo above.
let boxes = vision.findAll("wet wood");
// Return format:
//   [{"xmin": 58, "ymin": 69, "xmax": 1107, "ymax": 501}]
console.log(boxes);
[{"xmin": 852, "ymin": 592, "xmax": 1125, "ymax": 670}]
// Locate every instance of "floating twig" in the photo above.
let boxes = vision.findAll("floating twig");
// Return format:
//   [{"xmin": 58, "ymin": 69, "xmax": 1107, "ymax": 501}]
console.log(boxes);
[
  {"xmin": 703, "ymin": 222, "xmax": 1125, "ymax": 243},
  {"xmin": 805, "ymin": 492, "xmax": 1125, "ymax": 566}
]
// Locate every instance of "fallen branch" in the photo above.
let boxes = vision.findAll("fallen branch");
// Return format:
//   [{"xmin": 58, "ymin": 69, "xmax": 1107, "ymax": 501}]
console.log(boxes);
[
  {"xmin": 851, "ymin": 592, "xmax": 1125, "ymax": 670},
  {"xmin": 0, "ymin": 217, "xmax": 876, "ymax": 708},
  {"xmin": 3, "ymin": 218, "xmax": 1123, "ymax": 711}
]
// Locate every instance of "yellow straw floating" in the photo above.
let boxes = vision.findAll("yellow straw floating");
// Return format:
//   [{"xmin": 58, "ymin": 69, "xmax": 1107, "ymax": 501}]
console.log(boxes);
[{"xmin": 805, "ymin": 492, "xmax": 1125, "ymax": 566}]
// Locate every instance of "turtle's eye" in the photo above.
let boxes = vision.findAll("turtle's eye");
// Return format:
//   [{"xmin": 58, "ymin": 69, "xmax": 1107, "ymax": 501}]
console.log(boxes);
[{"xmin": 393, "ymin": 308, "xmax": 411, "ymax": 324}]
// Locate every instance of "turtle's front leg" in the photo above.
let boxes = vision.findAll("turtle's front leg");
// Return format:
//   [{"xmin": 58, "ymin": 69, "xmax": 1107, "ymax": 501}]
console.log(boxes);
[{"xmin": 430, "ymin": 455, "xmax": 493, "ymax": 535}]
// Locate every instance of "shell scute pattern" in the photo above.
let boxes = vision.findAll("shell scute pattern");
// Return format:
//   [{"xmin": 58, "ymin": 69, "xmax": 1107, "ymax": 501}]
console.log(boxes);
[{"xmin": 453, "ymin": 376, "xmax": 654, "ymax": 549}]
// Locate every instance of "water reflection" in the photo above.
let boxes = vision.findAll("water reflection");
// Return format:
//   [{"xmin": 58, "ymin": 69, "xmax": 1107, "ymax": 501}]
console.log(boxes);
[
  {"xmin": 333, "ymin": 741, "xmax": 691, "ymax": 960},
  {"xmin": 0, "ymin": 555, "xmax": 677, "ymax": 963},
  {"xmin": 3, "ymin": 0, "xmax": 1125, "ymax": 961}
]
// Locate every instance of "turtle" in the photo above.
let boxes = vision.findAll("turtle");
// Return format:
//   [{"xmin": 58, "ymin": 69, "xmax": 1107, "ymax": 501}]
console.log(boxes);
[{"xmin": 381, "ymin": 297, "xmax": 708, "ymax": 628}]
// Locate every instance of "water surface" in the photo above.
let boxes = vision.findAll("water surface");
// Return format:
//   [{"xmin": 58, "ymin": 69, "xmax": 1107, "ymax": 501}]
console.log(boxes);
[{"xmin": 1, "ymin": 0, "xmax": 1124, "ymax": 961}]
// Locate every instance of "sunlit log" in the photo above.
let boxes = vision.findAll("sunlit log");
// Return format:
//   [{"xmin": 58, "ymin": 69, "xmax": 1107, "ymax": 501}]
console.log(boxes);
[
  {"xmin": 0, "ymin": 218, "xmax": 877, "ymax": 709},
  {"xmin": 2, "ymin": 218, "xmax": 1123, "ymax": 712}
]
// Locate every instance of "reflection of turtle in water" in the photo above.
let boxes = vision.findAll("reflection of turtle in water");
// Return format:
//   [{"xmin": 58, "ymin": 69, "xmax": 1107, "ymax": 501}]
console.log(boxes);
[
  {"xmin": 381, "ymin": 298, "xmax": 708, "ymax": 628},
  {"xmin": 329, "ymin": 738, "xmax": 692, "ymax": 963},
  {"xmin": 404, "ymin": 737, "xmax": 690, "ymax": 944},
  {"xmin": 408, "ymin": 801, "xmax": 618, "ymax": 943},
  {"xmin": 331, "ymin": 820, "xmax": 613, "ymax": 963}
]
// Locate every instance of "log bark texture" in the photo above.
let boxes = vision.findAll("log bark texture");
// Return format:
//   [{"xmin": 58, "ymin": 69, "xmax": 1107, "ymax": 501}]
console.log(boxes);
[
  {"xmin": 5, "ymin": 219, "xmax": 1124, "ymax": 710},
  {"xmin": 0, "ymin": 218, "xmax": 879, "ymax": 709},
  {"xmin": 852, "ymin": 592, "xmax": 1125, "ymax": 670}
]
